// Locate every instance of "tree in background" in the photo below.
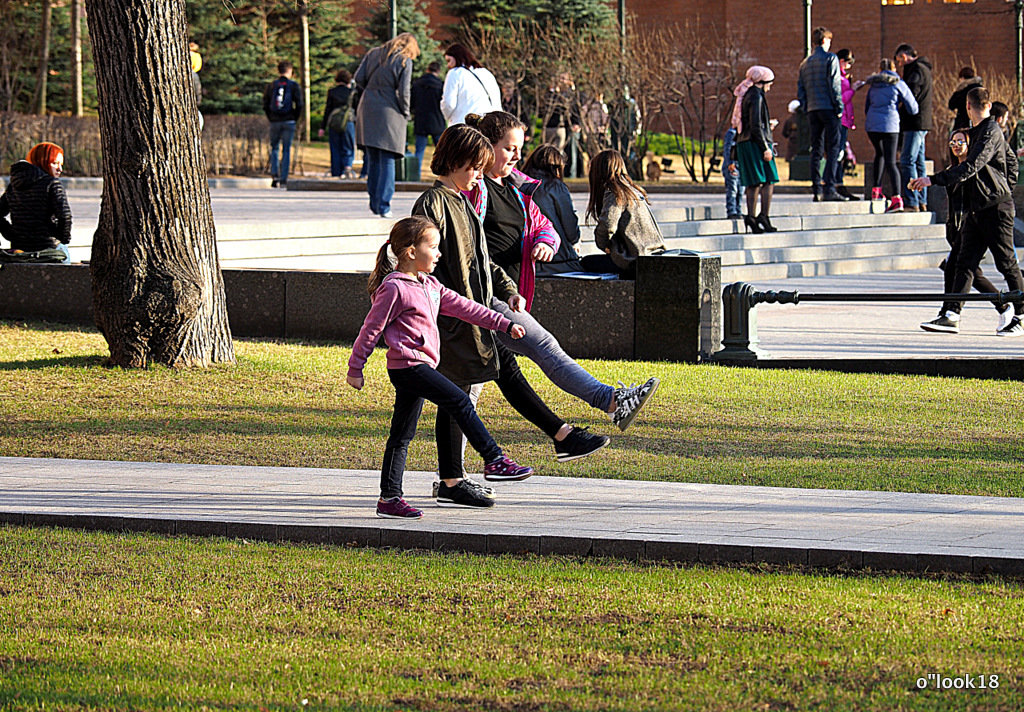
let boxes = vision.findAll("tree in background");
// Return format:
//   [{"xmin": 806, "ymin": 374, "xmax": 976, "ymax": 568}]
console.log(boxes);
[
  {"xmin": 86, "ymin": 0, "xmax": 233, "ymax": 368},
  {"xmin": 184, "ymin": 1, "xmax": 358, "ymax": 120},
  {"xmin": 366, "ymin": 0, "xmax": 442, "ymax": 72},
  {"xmin": 0, "ymin": 0, "xmax": 98, "ymax": 115},
  {"xmin": 444, "ymin": 0, "xmax": 613, "ymax": 42}
]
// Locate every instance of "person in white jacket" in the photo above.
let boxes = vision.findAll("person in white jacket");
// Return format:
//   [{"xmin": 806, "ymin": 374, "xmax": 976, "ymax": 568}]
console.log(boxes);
[{"xmin": 440, "ymin": 43, "xmax": 501, "ymax": 126}]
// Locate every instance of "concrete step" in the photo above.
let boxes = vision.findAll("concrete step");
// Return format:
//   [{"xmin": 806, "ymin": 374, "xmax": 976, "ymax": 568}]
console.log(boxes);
[
  {"xmin": 722, "ymin": 251, "xmax": 952, "ymax": 282},
  {"xmin": 650, "ymin": 198, "xmax": 886, "ymax": 222},
  {"xmin": 715, "ymin": 235, "xmax": 950, "ymax": 268}
]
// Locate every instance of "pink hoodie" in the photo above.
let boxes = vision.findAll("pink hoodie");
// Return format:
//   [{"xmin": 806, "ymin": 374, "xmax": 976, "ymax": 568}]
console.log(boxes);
[{"xmin": 348, "ymin": 271, "xmax": 513, "ymax": 379}]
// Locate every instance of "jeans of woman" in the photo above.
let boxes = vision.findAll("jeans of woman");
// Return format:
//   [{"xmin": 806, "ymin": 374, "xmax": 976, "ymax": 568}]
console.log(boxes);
[
  {"xmin": 490, "ymin": 297, "xmax": 614, "ymax": 411},
  {"xmin": 328, "ymin": 121, "xmax": 355, "ymax": 176},
  {"xmin": 899, "ymin": 130, "xmax": 928, "ymax": 208},
  {"xmin": 365, "ymin": 146, "xmax": 399, "ymax": 216},
  {"xmin": 383, "ymin": 365, "xmax": 503, "ymax": 498}
]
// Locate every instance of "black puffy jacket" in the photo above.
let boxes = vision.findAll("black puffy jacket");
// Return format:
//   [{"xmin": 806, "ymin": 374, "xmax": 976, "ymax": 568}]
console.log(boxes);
[
  {"xmin": 931, "ymin": 117, "xmax": 1016, "ymax": 213},
  {"xmin": 0, "ymin": 161, "xmax": 72, "ymax": 251}
]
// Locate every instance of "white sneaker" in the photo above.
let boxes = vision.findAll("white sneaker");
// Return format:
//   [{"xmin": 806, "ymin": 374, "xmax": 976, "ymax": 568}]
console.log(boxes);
[
  {"xmin": 997, "ymin": 305, "xmax": 1014, "ymax": 332},
  {"xmin": 997, "ymin": 316, "xmax": 1024, "ymax": 337}
]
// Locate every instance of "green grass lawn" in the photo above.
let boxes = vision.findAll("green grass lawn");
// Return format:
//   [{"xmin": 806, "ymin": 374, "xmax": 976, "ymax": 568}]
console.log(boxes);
[
  {"xmin": 1, "ymin": 320, "xmax": 1022, "ymax": 497},
  {"xmin": 1, "ymin": 526, "xmax": 1022, "ymax": 712}
]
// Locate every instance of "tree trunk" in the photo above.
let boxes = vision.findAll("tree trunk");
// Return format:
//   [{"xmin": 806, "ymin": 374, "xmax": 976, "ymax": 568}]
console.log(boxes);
[
  {"xmin": 33, "ymin": 0, "xmax": 52, "ymax": 115},
  {"xmin": 85, "ymin": 0, "xmax": 235, "ymax": 368},
  {"xmin": 299, "ymin": 0, "xmax": 311, "ymax": 142},
  {"xmin": 71, "ymin": 0, "xmax": 84, "ymax": 117}
]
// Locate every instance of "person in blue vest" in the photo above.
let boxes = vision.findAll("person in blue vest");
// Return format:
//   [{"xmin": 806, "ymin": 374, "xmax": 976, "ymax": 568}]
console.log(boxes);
[{"xmin": 263, "ymin": 61, "xmax": 302, "ymax": 189}]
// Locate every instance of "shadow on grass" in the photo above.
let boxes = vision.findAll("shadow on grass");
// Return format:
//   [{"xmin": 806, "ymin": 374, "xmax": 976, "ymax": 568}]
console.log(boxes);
[{"xmin": 0, "ymin": 355, "xmax": 107, "ymax": 370}]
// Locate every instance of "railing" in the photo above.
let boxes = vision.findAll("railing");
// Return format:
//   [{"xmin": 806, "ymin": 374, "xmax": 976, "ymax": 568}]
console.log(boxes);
[{"xmin": 716, "ymin": 282, "xmax": 1024, "ymax": 361}]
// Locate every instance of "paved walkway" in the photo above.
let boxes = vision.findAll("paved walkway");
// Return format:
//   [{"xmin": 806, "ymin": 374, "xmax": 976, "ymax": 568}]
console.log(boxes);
[{"xmin": 2, "ymin": 457, "xmax": 1021, "ymax": 576}]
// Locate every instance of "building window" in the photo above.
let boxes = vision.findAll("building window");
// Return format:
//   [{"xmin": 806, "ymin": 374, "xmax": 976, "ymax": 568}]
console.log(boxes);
[
  {"xmin": 943, "ymin": 1, "xmax": 976, "ymax": 4},
  {"xmin": 881, "ymin": 0, "xmax": 913, "ymax": 5}
]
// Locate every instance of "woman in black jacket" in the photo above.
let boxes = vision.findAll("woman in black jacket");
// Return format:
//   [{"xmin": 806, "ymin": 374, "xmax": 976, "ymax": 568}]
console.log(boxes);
[
  {"xmin": 732, "ymin": 66, "xmax": 779, "ymax": 234},
  {"xmin": 519, "ymin": 144, "xmax": 583, "ymax": 275},
  {"xmin": 0, "ymin": 142, "xmax": 72, "ymax": 263}
]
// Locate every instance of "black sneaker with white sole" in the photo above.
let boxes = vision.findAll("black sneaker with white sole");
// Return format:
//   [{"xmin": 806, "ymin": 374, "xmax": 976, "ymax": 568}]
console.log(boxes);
[
  {"xmin": 920, "ymin": 315, "xmax": 960, "ymax": 333},
  {"xmin": 436, "ymin": 479, "xmax": 496, "ymax": 508},
  {"xmin": 554, "ymin": 427, "xmax": 610, "ymax": 462},
  {"xmin": 997, "ymin": 316, "xmax": 1024, "ymax": 337},
  {"xmin": 432, "ymin": 477, "xmax": 494, "ymax": 499},
  {"xmin": 611, "ymin": 377, "xmax": 660, "ymax": 431}
]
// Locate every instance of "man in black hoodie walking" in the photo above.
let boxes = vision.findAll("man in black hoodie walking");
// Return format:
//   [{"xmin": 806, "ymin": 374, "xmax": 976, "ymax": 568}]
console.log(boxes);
[
  {"xmin": 894, "ymin": 44, "xmax": 933, "ymax": 211},
  {"xmin": 912, "ymin": 87, "xmax": 1023, "ymax": 337}
]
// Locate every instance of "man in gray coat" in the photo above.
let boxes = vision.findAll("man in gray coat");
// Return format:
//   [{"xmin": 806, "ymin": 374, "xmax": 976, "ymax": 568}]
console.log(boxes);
[{"xmin": 354, "ymin": 33, "xmax": 418, "ymax": 218}]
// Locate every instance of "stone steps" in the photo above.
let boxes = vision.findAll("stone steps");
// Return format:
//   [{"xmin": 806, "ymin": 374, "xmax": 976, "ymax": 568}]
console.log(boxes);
[{"xmin": 66, "ymin": 199, "xmax": 950, "ymax": 281}]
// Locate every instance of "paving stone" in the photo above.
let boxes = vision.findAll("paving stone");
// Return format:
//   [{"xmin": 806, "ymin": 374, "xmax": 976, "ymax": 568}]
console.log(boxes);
[{"xmin": 2, "ymin": 457, "xmax": 1022, "ymax": 577}]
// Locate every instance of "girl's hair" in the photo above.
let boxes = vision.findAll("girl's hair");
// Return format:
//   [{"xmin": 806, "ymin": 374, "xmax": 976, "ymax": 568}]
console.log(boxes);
[
  {"xmin": 26, "ymin": 142, "xmax": 63, "ymax": 171},
  {"xmin": 586, "ymin": 149, "xmax": 645, "ymax": 222},
  {"xmin": 465, "ymin": 111, "xmax": 526, "ymax": 146},
  {"xmin": 522, "ymin": 144, "xmax": 565, "ymax": 180},
  {"xmin": 368, "ymin": 216, "xmax": 438, "ymax": 294},
  {"xmin": 384, "ymin": 33, "xmax": 420, "ymax": 63},
  {"xmin": 445, "ymin": 43, "xmax": 481, "ymax": 69},
  {"xmin": 430, "ymin": 124, "xmax": 494, "ymax": 177},
  {"xmin": 335, "ymin": 68, "xmax": 351, "ymax": 85},
  {"xmin": 879, "ymin": 58, "xmax": 895, "ymax": 72}
]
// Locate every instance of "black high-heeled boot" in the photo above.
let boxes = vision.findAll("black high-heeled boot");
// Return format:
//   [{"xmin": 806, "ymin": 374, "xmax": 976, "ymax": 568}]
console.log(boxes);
[
  {"xmin": 743, "ymin": 215, "xmax": 764, "ymax": 234},
  {"xmin": 756, "ymin": 213, "xmax": 777, "ymax": 233}
]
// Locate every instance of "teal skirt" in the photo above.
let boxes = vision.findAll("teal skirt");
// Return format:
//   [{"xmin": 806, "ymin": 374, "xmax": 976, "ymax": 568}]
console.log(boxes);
[{"xmin": 736, "ymin": 140, "xmax": 779, "ymax": 187}]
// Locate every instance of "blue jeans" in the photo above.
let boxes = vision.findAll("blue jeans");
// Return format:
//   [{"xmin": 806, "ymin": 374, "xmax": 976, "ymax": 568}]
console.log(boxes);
[
  {"xmin": 808, "ymin": 110, "xmax": 842, "ymax": 193},
  {"xmin": 365, "ymin": 146, "xmax": 398, "ymax": 215},
  {"xmin": 268, "ymin": 120, "xmax": 296, "ymax": 184},
  {"xmin": 491, "ymin": 297, "xmax": 614, "ymax": 412},
  {"xmin": 328, "ymin": 120, "xmax": 355, "ymax": 176},
  {"xmin": 722, "ymin": 128, "xmax": 741, "ymax": 216},
  {"xmin": 414, "ymin": 133, "xmax": 441, "ymax": 176},
  {"xmin": 384, "ymin": 365, "xmax": 503, "ymax": 498},
  {"xmin": 900, "ymin": 130, "xmax": 928, "ymax": 208}
]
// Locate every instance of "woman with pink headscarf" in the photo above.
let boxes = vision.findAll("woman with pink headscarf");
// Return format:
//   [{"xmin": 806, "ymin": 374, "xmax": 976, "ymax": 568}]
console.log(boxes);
[{"xmin": 732, "ymin": 66, "xmax": 779, "ymax": 234}]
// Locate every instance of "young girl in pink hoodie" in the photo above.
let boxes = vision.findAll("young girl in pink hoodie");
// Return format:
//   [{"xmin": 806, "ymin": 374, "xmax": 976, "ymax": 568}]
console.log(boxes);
[{"xmin": 348, "ymin": 216, "xmax": 533, "ymax": 518}]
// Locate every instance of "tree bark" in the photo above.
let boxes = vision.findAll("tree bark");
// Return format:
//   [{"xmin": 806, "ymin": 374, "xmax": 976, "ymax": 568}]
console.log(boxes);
[
  {"xmin": 71, "ymin": 0, "xmax": 84, "ymax": 117},
  {"xmin": 85, "ymin": 0, "xmax": 235, "ymax": 368},
  {"xmin": 33, "ymin": 0, "xmax": 52, "ymax": 115},
  {"xmin": 299, "ymin": 0, "xmax": 311, "ymax": 141}
]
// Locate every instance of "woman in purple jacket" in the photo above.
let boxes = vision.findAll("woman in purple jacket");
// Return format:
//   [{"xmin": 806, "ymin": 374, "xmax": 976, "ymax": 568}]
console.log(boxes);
[{"xmin": 348, "ymin": 217, "xmax": 533, "ymax": 518}]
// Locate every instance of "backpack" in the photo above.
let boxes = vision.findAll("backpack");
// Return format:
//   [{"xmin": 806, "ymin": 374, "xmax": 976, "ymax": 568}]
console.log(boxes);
[
  {"xmin": 270, "ymin": 77, "xmax": 294, "ymax": 117},
  {"xmin": 326, "ymin": 89, "xmax": 353, "ymax": 133}
]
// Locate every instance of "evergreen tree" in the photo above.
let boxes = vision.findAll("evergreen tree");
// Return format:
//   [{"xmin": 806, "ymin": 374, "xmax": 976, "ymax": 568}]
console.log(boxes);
[
  {"xmin": 366, "ymin": 0, "xmax": 442, "ymax": 72},
  {"xmin": 184, "ymin": 0, "xmax": 357, "ymax": 116}
]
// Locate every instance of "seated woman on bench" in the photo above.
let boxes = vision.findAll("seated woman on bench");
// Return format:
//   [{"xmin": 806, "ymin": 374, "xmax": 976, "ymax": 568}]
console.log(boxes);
[{"xmin": 0, "ymin": 142, "xmax": 72, "ymax": 264}]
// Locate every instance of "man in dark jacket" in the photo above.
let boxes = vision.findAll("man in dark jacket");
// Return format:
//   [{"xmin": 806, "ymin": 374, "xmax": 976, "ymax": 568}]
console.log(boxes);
[
  {"xmin": 912, "ymin": 87, "xmax": 1023, "ymax": 336},
  {"xmin": 948, "ymin": 67, "xmax": 983, "ymax": 131},
  {"xmin": 895, "ymin": 44, "xmax": 933, "ymax": 211},
  {"xmin": 263, "ymin": 60, "xmax": 303, "ymax": 188},
  {"xmin": 410, "ymin": 61, "xmax": 446, "ymax": 176},
  {"xmin": 798, "ymin": 27, "xmax": 845, "ymax": 202}
]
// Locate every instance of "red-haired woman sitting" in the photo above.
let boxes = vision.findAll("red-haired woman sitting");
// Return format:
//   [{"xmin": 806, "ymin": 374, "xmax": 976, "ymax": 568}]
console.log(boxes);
[{"xmin": 0, "ymin": 142, "xmax": 72, "ymax": 263}]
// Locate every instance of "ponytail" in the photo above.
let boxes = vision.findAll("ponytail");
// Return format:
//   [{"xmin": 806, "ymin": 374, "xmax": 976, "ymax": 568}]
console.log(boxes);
[{"xmin": 367, "ymin": 242, "xmax": 394, "ymax": 295}]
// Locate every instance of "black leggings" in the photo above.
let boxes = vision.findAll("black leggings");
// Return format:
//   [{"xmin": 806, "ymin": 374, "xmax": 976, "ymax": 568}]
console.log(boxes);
[
  {"xmin": 435, "ymin": 339, "xmax": 565, "ymax": 477},
  {"xmin": 868, "ymin": 131, "xmax": 900, "ymax": 197}
]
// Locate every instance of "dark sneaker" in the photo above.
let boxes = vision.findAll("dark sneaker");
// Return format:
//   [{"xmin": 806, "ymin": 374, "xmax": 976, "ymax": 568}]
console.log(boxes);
[
  {"xmin": 436, "ymin": 479, "xmax": 497, "ymax": 508},
  {"xmin": 432, "ymin": 477, "xmax": 494, "ymax": 499},
  {"xmin": 920, "ymin": 315, "xmax": 960, "ymax": 333},
  {"xmin": 554, "ymin": 426, "xmax": 610, "ymax": 462},
  {"xmin": 823, "ymin": 190, "xmax": 849, "ymax": 202},
  {"xmin": 376, "ymin": 497, "xmax": 423, "ymax": 519},
  {"xmin": 997, "ymin": 316, "xmax": 1024, "ymax": 337},
  {"xmin": 612, "ymin": 377, "xmax": 660, "ymax": 432},
  {"xmin": 482, "ymin": 455, "xmax": 534, "ymax": 482}
]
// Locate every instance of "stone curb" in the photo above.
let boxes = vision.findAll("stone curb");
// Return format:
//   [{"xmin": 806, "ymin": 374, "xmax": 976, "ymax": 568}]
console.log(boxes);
[{"xmin": 3, "ymin": 510, "xmax": 1020, "ymax": 578}]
